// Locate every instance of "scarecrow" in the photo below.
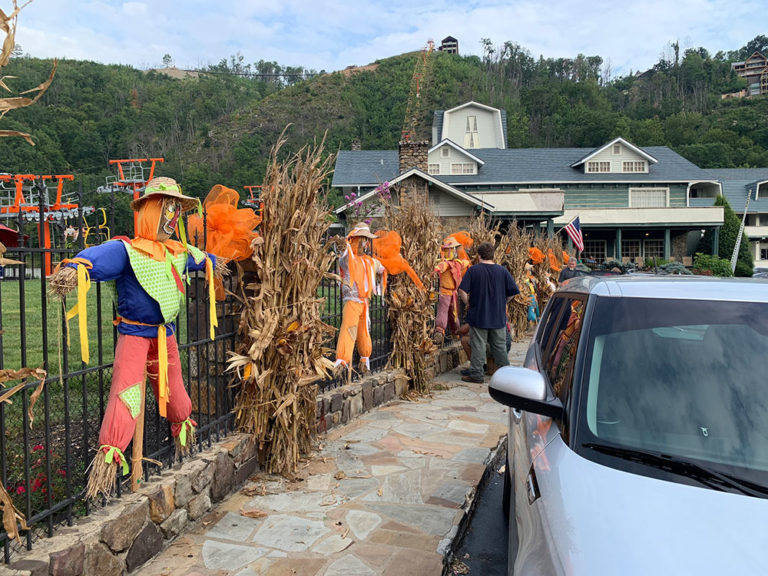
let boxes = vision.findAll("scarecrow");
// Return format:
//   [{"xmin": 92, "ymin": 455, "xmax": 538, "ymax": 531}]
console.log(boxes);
[
  {"xmin": 334, "ymin": 222, "xmax": 387, "ymax": 372},
  {"xmin": 432, "ymin": 236, "xmax": 469, "ymax": 343},
  {"xmin": 49, "ymin": 177, "xmax": 221, "ymax": 499}
]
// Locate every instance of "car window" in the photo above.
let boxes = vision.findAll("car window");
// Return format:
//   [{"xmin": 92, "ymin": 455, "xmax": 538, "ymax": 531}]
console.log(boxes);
[
  {"xmin": 580, "ymin": 296, "xmax": 768, "ymax": 481},
  {"xmin": 537, "ymin": 296, "xmax": 567, "ymax": 362},
  {"xmin": 543, "ymin": 297, "xmax": 585, "ymax": 403}
]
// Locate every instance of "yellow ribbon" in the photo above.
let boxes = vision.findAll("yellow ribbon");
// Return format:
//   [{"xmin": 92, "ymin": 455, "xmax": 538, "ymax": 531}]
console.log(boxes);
[
  {"xmin": 157, "ymin": 326, "xmax": 168, "ymax": 418},
  {"xmin": 65, "ymin": 261, "xmax": 92, "ymax": 364},
  {"xmin": 206, "ymin": 256, "xmax": 217, "ymax": 340},
  {"xmin": 101, "ymin": 445, "xmax": 129, "ymax": 476}
]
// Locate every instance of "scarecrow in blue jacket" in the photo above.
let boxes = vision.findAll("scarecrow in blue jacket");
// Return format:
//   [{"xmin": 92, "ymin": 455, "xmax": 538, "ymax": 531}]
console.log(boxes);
[{"xmin": 50, "ymin": 177, "xmax": 220, "ymax": 499}]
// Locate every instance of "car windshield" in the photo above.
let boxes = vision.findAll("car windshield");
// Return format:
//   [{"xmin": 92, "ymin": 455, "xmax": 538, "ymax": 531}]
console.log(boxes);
[{"xmin": 579, "ymin": 296, "xmax": 768, "ymax": 485}]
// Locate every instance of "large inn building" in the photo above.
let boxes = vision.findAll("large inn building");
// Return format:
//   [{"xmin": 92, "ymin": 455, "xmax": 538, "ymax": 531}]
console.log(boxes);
[{"xmin": 333, "ymin": 101, "xmax": 768, "ymax": 268}]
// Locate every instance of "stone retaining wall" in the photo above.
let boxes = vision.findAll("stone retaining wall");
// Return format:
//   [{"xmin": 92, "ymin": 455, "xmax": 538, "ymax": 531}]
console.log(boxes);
[
  {"xmin": 3, "ymin": 344, "xmax": 466, "ymax": 575},
  {"xmin": 4, "ymin": 435, "xmax": 259, "ymax": 576},
  {"xmin": 316, "ymin": 343, "xmax": 465, "ymax": 433}
]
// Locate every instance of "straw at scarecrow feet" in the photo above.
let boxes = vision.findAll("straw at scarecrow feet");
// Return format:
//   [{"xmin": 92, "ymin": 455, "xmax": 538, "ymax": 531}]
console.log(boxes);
[{"xmin": 230, "ymin": 130, "xmax": 337, "ymax": 476}]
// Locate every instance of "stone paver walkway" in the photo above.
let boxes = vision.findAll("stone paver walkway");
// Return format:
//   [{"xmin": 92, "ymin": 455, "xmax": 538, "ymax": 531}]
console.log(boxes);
[{"xmin": 138, "ymin": 341, "xmax": 527, "ymax": 576}]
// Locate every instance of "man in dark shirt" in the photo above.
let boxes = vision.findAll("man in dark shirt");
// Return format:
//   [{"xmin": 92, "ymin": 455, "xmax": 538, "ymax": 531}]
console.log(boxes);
[
  {"xmin": 558, "ymin": 257, "xmax": 580, "ymax": 282},
  {"xmin": 458, "ymin": 242, "xmax": 519, "ymax": 383}
]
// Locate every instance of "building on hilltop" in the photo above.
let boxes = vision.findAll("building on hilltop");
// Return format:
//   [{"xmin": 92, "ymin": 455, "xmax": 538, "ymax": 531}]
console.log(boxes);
[
  {"xmin": 438, "ymin": 36, "xmax": 459, "ymax": 55},
  {"xmin": 731, "ymin": 52, "xmax": 768, "ymax": 97}
]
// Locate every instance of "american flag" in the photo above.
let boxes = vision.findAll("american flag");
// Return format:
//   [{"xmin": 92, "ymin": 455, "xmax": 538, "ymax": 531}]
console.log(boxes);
[{"xmin": 563, "ymin": 217, "xmax": 584, "ymax": 252}]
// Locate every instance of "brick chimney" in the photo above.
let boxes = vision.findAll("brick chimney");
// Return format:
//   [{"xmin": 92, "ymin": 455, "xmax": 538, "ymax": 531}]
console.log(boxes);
[{"xmin": 398, "ymin": 140, "xmax": 430, "ymax": 174}]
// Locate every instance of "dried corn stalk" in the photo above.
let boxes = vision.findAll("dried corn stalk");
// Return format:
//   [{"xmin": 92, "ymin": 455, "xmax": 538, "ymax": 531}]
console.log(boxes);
[
  {"xmin": 228, "ymin": 131, "xmax": 336, "ymax": 476},
  {"xmin": 496, "ymin": 223, "xmax": 534, "ymax": 341},
  {"xmin": 380, "ymin": 186, "xmax": 441, "ymax": 394},
  {"xmin": 0, "ymin": 1, "xmax": 56, "ymax": 145},
  {"xmin": 0, "ymin": 366, "xmax": 46, "ymax": 543}
]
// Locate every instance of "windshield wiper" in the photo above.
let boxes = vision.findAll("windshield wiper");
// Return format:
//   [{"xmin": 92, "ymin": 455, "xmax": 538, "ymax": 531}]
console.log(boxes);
[{"xmin": 583, "ymin": 442, "xmax": 768, "ymax": 498}]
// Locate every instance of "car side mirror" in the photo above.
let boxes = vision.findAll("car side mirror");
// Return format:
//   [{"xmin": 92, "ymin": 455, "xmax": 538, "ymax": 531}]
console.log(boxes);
[{"xmin": 489, "ymin": 366, "xmax": 564, "ymax": 419}]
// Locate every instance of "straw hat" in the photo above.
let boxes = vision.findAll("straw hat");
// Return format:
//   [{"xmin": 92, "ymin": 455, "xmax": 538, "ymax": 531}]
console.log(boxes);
[
  {"xmin": 347, "ymin": 222, "xmax": 377, "ymax": 239},
  {"xmin": 130, "ymin": 177, "xmax": 199, "ymax": 212},
  {"xmin": 441, "ymin": 237, "xmax": 461, "ymax": 249}
]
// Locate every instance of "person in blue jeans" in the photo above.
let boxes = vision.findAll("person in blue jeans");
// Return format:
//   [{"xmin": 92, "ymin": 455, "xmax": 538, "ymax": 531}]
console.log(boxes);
[{"xmin": 458, "ymin": 242, "xmax": 519, "ymax": 383}]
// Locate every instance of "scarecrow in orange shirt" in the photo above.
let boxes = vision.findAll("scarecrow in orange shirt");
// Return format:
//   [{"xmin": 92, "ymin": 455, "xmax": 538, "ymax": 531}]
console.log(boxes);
[
  {"xmin": 335, "ymin": 223, "xmax": 387, "ymax": 373},
  {"xmin": 432, "ymin": 237, "xmax": 470, "ymax": 343},
  {"xmin": 49, "ymin": 177, "xmax": 220, "ymax": 499}
]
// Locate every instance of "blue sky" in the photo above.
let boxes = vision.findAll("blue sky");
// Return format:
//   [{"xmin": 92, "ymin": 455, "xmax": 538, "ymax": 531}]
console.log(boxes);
[{"xmin": 14, "ymin": 0, "xmax": 766, "ymax": 77}]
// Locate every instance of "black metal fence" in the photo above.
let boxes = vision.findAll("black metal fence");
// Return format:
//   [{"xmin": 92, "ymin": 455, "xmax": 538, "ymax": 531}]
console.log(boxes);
[{"xmin": 0, "ymin": 190, "xmax": 393, "ymax": 563}]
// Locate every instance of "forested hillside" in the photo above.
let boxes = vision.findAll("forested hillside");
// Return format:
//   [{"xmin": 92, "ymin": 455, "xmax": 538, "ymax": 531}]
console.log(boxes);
[{"xmin": 0, "ymin": 35, "xmax": 767, "ymax": 219}]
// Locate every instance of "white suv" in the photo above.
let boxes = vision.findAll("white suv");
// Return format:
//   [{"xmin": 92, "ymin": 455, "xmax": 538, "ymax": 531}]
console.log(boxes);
[{"xmin": 490, "ymin": 275, "xmax": 768, "ymax": 575}]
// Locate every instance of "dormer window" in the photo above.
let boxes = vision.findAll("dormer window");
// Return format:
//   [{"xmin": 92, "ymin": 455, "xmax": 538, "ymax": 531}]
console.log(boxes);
[
  {"xmin": 441, "ymin": 147, "xmax": 450, "ymax": 158},
  {"xmin": 464, "ymin": 115, "xmax": 479, "ymax": 148},
  {"xmin": 612, "ymin": 143, "xmax": 621, "ymax": 154},
  {"xmin": 622, "ymin": 161, "xmax": 647, "ymax": 173},
  {"xmin": 587, "ymin": 161, "xmax": 611, "ymax": 173},
  {"xmin": 451, "ymin": 162, "xmax": 475, "ymax": 175},
  {"xmin": 428, "ymin": 163, "xmax": 440, "ymax": 175}
]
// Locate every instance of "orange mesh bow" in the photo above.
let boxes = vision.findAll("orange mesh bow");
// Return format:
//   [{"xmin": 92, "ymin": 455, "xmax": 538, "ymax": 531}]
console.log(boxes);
[
  {"xmin": 528, "ymin": 247, "xmax": 545, "ymax": 265},
  {"xmin": 187, "ymin": 185, "xmax": 261, "ymax": 262},
  {"xmin": 372, "ymin": 230, "xmax": 425, "ymax": 291}
]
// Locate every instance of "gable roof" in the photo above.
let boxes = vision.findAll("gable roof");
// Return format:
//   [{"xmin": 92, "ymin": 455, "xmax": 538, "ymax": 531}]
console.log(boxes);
[
  {"xmin": 570, "ymin": 137, "xmax": 658, "ymax": 167},
  {"xmin": 433, "ymin": 105, "xmax": 508, "ymax": 146},
  {"xmin": 332, "ymin": 150, "xmax": 399, "ymax": 188},
  {"xmin": 706, "ymin": 168, "xmax": 768, "ymax": 213},
  {"xmin": 332, "ymin": 145, "xmax": 718, "ymax": 189},
  {"xmin": 430, "ymin": 139, "xmax": 485, "ymax": 165},
  {"xmin": 334, "ymin": 167, "xmax": 494, "ymax": 214}
]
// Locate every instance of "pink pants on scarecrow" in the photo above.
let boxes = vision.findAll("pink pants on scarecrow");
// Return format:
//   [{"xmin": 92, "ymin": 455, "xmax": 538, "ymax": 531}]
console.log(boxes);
[{"xmin": 98, "ymin": 333, "xmax": 192, "ymax": 453}]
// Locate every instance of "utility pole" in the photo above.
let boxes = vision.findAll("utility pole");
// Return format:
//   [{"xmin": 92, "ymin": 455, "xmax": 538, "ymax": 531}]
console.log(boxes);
[{"xmin": 731, "ymin": 188, "xmax": 753, "ymax": 274}]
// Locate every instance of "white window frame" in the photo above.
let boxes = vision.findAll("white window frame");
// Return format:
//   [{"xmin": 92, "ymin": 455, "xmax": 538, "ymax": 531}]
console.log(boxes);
[
  {"xmin": 629, "ymin": 187, "xmax": 668, "ymax": 208},
  {"xmin": 621, "ymin": 239, "xmax": 641, "ymax": 261},
  {"xmin": 612, "ymin": 143, "xmax": 621, "ymax": 154},
  {"xmin": 643, "ymin": 239, "xmax": 665, "ymax": 260},
  {"xmin": 587, "ymin": 161, "xmax": 611, "ymax": 173},
  {"xmin": 464, "ymin": 115, "xmax": 480, "ymax": 149},
  {"xmin": 583, "ymin": 240, "xmax": 606, "ymax": 264},
  {"xmin": 622, "ymin": 161, "xmax": 647, "ymax": 173},
  {"xmin": 441, "ymin": 147, "xmax": 450, "ymax": 158},
  {"xmin": 428, "ymin": 163, "xmax": 440, "ymax": 175},
  {"xmin": 450, "ymin": 162, "xmax": 475, "ymax": 175}
]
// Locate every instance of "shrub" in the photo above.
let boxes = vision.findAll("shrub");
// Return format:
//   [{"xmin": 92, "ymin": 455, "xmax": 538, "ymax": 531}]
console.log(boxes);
[{"xmin": 693, "ymin": 252, "xmax": 733, "ymax": 277}]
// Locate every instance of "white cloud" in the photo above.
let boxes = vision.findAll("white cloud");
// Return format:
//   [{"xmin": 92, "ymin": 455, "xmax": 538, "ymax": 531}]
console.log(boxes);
[{"xmin": 12, "ymin": 0, "xmax": 767, "ymax": 75}]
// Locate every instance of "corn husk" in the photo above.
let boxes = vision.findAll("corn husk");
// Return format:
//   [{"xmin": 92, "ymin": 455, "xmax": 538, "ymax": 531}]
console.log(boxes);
[
  {"xmin": 228, "ymin": 130, "xmax": 336, "ymax": 476},
  {"xmin": 0, "ymin": 366, "xmax": 46, "ymax": 543},
  {"xmin": 380, "ymin": 186, "xmax": 441, "ymax": 395}
]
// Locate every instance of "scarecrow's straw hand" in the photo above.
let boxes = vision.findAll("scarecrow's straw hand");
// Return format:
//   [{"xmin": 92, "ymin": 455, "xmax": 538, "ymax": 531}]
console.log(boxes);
[
  {"xmin": 48, "ymin": 266, "xmax": 77, "ymax": 299},
  {"xmin": 215, "ymin": 257, "xmax": 231, "ymax": 279},
  {"xmin": 326, "ymin": 235, "xmax": 347, "ymax": 255}
]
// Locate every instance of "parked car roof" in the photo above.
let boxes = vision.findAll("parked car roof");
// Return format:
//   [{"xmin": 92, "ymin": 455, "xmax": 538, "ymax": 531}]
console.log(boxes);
[{"xmin": 557, "ymin": 274, "xmax": 768, "ymax": 303}]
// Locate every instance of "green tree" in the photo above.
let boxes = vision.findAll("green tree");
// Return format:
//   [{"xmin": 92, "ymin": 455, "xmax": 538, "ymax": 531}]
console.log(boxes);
[{"xmin": 697, "ymin": 195, "xmax": 753, "ymax": 276}]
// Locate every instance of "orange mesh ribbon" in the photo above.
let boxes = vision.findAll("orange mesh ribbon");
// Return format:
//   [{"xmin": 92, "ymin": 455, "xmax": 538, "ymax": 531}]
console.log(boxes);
[
  {"xmin": 187, "ymin": 185, "xmax": 261, "ymax": 261},
  {"xmin": 372, "ymin": 230, "xmax": 425, "ymax": 291}
]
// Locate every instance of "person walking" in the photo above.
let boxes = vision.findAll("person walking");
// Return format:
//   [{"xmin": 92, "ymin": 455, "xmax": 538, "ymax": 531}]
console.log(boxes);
[{"xmin": 458, "ymin": 242, "xmax": 519, "ymax": 383}]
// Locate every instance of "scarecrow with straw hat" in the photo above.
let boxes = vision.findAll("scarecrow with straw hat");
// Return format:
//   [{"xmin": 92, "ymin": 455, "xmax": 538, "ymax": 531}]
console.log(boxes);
[
  {"xmin": 334, "ymin": 222, "xmax": 387, "ymax": 373},
  {"xmin": 432, "ymin": 236, "xmax": 470, "ymax": 344},
  {"xmin": 49, "ymin": 176, "xmax": 223, "ymax": 499}
]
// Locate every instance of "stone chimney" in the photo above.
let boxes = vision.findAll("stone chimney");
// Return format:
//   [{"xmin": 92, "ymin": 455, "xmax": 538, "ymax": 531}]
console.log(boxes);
[
  {"xmin": 351, "ymin": 139, "xmax": 361, "ymax": 151},
  {"xmin": 398, "ymin": 140, "xmax": 430, "ymax": 174}
]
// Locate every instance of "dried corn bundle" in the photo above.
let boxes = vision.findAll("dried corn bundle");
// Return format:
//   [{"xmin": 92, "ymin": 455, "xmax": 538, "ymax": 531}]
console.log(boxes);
[
  {"xmin": 496, "ymin": 223, "xmax": 534, "ymax": 341},
  {"xmin": 380, "ymin": 188, "xmax": 441, "ymax": 395},
  {"xmin": 467, "ymin": 212, "xmax": 501, "ymax": 262},
  {"xmin": 228, "ymin": 133, "xmax": 336, "ymax": 476},
  {"xmin": 533, "ymin": 235, "xmax": 564, "ymax": 310}
]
